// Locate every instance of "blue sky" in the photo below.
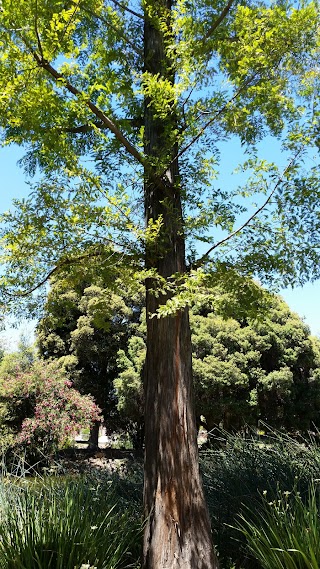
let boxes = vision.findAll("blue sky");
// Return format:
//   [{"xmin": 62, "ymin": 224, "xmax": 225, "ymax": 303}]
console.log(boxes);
[{"xmin": 0, "ymin": 143, "xmax": 319, "ymax": 350}]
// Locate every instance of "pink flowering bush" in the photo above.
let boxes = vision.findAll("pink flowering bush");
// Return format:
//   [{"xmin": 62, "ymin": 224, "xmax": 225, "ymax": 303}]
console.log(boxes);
[{"xmin": 0, "ymin": 359, "xmax": 101, "ymax": 458}]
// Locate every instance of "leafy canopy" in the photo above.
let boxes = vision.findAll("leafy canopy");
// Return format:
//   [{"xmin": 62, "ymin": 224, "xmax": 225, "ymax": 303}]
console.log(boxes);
[
  {"xmin": 114, "ymin": 291, "xmax": 320, "ymax": 433},
  {"xmin": 0, "ymin": 0, "xmax": 319, "ymax": 312}
]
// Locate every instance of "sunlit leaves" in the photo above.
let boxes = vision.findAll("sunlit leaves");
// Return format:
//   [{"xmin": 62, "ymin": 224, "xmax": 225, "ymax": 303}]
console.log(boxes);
[
  {"xmin": 0, "ymin": 0, "xmax": 319, "ymax": 310},
  {"xmin": 0, "ymin": 166, "xmax": 144, "ymax": 317},
  {"xmin": 141, "ymin": 72, "xmax": 177, "ymax": 118}
]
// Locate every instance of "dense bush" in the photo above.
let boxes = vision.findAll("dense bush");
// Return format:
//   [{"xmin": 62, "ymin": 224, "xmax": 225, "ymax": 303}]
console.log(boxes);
[
  {"xmin": 192, "ymin": 298, "xmax": 320, "ymax": 431},
  {"xmin": 0, "ymin": 359, "xmax": 101, "ymax": 459}
]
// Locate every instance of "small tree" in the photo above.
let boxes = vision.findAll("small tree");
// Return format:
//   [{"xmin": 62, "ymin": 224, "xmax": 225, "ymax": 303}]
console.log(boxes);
[{"xmin": 37, "ymin": 265, "xmax": 143, "ymax": 445}]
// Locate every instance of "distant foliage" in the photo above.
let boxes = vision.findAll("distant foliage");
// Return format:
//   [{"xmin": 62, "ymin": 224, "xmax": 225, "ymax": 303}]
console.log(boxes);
[
  {"xmin": 115, "ymin": 292, "xmax": 320, "ymax": 433},
  {"xmin": 0, "ymin": 358, "xmax": 101, "ymax": 458},
  {"xmin": 192, "ymin": 294, "xmax": 320, "ymax": 431},
  {"xmin": 37, "ymin": 266, "xmax": 143, "ymax": 433},
  {"xmin": 37, "ymin": 274, "xmax": 320, "ymax": 438}
]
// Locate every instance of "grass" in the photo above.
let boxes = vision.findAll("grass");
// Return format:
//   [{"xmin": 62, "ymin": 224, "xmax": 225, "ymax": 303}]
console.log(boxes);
[
  {"xmin": 0, "ymin": 429, "xmax": 320, "ymax": 569},
  {"xmin": 237, "ymin": 483, "xmax": 320, "ymax": 569},
  {"xmin": 98, "ymin": 429, "xmax": 320, "ymax": 568},
  {"xmin": 0, "ymin": 476, "xmax": 141, "ymax": 569},
  {"xmin": 200, "ymin": 429, "xmax": 320, "ymax": 568}
]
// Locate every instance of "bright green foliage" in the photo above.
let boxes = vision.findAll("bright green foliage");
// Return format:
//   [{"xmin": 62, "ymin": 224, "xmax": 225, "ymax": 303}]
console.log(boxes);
[
  {"xmin": 0, "ymin": 0, "xmax": 318, "ymax": 310},
  {"xmin": 115, "ymin": 292, "xmax": 320, "ymax": 432},
  {"xmin": 192, "ymin": 295, "xmax": 320, "ymax": 431}
]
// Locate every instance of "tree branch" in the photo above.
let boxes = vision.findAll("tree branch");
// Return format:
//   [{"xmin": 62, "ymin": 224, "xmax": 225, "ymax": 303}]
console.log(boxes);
[
  {"xmin": 59, "ymin": 121, "xmax": 107, "ymax": 134},
  {"xmin": 203, "ymin": 0, "xmax": 235, "ymax": 40},
  {"xmin": 59, "ymin": 1, "xmax": 81, "ymax": 45},
  {"xmin": 108, "ymin": 0, "xmax": 144, "ymax": 20},
  {"xmin": 58, "ymin": 116, "xmax": 143, "ymax": 134},
  {"xmin": 80, "ymin": 4, "xmax": 144, "ymax": 57},
  {"xmin": 4, "ymin": 246, "xmax": 128, "ymax": 298},
  {"xmin": 29, "ymin": 50, "xmax": 145, "ymax": 165},
  {"xmin": 170, "ymin": 56, "xmax": 284, "ymax": 172},
  {"xmin": 193, "ymin": 151, "xmax": 302, "ymax": 269},
  {"xmin": 172, "ymin": 71, "xmax": 259, "ymax": 165},
  {"xmin": 34, "ymin": 0, "xmax": 44, "ymax": 59}
]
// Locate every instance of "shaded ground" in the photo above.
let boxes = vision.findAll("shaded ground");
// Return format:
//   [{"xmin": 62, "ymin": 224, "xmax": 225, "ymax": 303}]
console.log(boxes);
[
  {"xmin": 68, "ymin": 429, "xmax": 206, "ymax": 474},
  {"xmin": 55, "ymin": 446, "xmax": 141, "ymax": 477}
]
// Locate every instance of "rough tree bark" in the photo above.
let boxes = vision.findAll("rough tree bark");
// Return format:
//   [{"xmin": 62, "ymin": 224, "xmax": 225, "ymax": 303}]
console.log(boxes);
[{"xmin": 142, "ymin": 2, "xmax": 217, "ymax": 568}]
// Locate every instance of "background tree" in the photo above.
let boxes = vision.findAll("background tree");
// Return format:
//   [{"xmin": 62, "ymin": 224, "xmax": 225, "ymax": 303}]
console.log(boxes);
[
  {"xmin": 37, "ymin": 260, "xmax": 142, "ymax": 446},
  {"xmin": 192, "ymin": 297, "xmax": 320, "ymax": 432},
  {"xmin": 115, "ymin": 320, "xmax": 146, "ymax": 448},
  {"xmin": 0, "ymin": 0, "xmax": 319, "ymax": 567},
  {"xmin": 0, "ymin": 334, "xmax": 37, "ymax": 376},
  {"xmin": 114, "ymin": 292, "xmax": 320, "ymax": 434}
]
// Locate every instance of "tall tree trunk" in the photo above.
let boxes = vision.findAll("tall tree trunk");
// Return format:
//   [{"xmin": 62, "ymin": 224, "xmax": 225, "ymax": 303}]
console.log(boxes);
[{"xmin": 142, "ymin": 2, "xmax": 217, "ymax": 568}]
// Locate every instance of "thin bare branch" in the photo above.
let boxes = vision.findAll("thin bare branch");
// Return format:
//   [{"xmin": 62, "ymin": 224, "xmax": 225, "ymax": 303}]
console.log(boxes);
[
  {"xmin": 204, "ymin": 0, "xmax": 235, "ymax": 40},
  {"xmin": 109, "ymin": 0, "xmax": 144, "ymax": 20},
  {"xmin": 85, "ymin": 171, "xmax": 137, "ymax": 228},
  {"xmin": 175, "ymin": 72, "xmax": 258, "ymax": 164},
  {"xmin": 59, "ymin": 121, "xmax": 107, "ymax": 134},
  {"xmin": 4, "ymin": 246, "xmax": 128, "ymax": 298},
  {"xmin": 34, "ymin": 0, "xmax": 44, "ymax": 58},
  {"xmin": 60, "ymin": 1, "xmax": 81, "ymax": 44},
  {"xmin": 58, "ymin": 116, "xmax": 143, "ymax": 134},
  {"xmin": 170, "ymin": 55, "xmax": 284, "ymax": 176},
  {"xmin": 193, "ymin": 150, "xmax": 302, "ymax": 269},
  {"xmin": 179, "ymin": 86, "xmax": 196, "ymax": 132},
  {"xmin": 80, "ymin": 4, "xmax": 144, "ymax": 57},
  {"xmin": 11, "ymin": 265, "xmax": 63, "ymax": 297}
]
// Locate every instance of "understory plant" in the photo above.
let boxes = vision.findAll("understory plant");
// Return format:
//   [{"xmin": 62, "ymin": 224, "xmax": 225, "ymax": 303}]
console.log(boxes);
[
  {"xmin": 0, "ymin": 476, "xmax": 141, "ymax": 569},
  {"xmin": 200, "ymin": 429, "xmax": 320, "ymax": 567},
  {"xmin": 237, "ymin": 482, "xmax": 320, "ymax": 569}
]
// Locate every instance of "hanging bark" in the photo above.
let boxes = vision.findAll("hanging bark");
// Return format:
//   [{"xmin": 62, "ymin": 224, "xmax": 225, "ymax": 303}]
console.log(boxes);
[{"xmin": 142, "ymin": 2, "xmax": 217, "ymax": 567}]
